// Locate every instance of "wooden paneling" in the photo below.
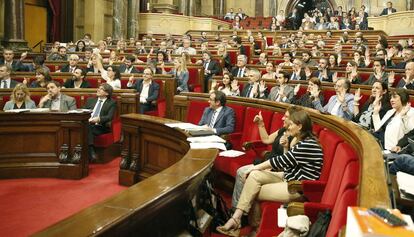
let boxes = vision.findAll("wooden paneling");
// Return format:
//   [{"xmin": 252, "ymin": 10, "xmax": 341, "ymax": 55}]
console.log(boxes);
[{"xmin": 24, "ymin": 4, "xmax": 47, "ymax": 51}]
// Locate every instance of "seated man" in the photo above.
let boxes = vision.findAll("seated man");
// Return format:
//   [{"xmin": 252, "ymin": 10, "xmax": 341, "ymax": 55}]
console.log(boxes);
[
  {"xmin": 59, "ymin": 54, "xmax": 79, "ymax": 73},
  {"xmin": 83, "ymin": 83, "xmax": 117, "ymax": 161},
  {"xmin": 0, "ymin": 64, "xmax": 19, "ymax": 89},
  {"xmin": 393, "ymin": 62, "xmax": 414, "ymax": 89},
  {"xmin": 0, "ymin": 48, "xmax": 26, "ymax": 72},
  {"xmin": 127, "ymin": 67, "xmax": 160, "ymax": 114},
  {"xmin": 231, "ymin": 54, "xmax": 249, "ymax": 78},
  {"xmin": 63, "ymin": 68, "xmax": 90, "ymax": 88},
  {"xmin": 363, "ymin": 58, "xmax": 389, "ymax": 85},
  {"xmin": 198, "ymin": 90, "xmax": 235, "ymax": 136},
  {"xmin": 312, "ymin": 78, "xmax": 354, "ymax": 120},
  {"xmin": 38, "ymin": 81, "xmax": 77, "ymax": 112},
  {"xmin": 241, "ymin": 69, "xmax": 268, "ymax": 99},
  {"xmin": 119, "ymin": 55, "xmax": 140, "ymax": 74}
]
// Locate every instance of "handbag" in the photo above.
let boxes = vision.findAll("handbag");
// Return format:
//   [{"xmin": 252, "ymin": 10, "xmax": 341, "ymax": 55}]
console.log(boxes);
[{"xmin": 306, "ymin": 211, "xmax": 331, "ymax": 237}]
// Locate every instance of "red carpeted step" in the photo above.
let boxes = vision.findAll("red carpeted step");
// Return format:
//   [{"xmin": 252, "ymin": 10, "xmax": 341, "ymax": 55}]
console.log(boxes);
[{"xmin": 0, "ymin": 158, "xmax": 126, "ymax": 237}]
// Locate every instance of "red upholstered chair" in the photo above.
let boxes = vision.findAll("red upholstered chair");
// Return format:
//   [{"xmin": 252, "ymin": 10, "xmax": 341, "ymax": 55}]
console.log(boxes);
[
  {"xmin": 144, "ymin": 99, "xmax": 166, "ymax": 118},
  {"xmin": 186, "ymin": 100, "xmax": 209, "ymax": 124},
  {"xmin": 227, "ymin": 103, "xmax": 246, "ymax": 134},
  {"xmin": 325, "ymin": 189, "xmax": 358, "ymax": 237},
  {"xmin": 187, "ymin": 66, "xmax": 203, "ymax": 92},
  {"xmin": 214, "ymin": 108, "xmax": 273, "ymax": 177},
  {"xmin": 94, "ymin": 111, "xmax": 122, "ymax": 163},
  {"xmin": 322, "ymin": 89, "xmax": 337, "ymax": 105}
]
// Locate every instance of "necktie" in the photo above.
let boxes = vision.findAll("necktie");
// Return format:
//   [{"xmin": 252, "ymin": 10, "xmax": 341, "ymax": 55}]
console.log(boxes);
[
  {"xmin": 1, "ymin": 80, "xmax": 6, "ymax": 89},
  {"xmin": 246, "ymin": 85, "xmax": 252, "ymax": 98},
  {"xmin": 237, "ymin": 68, "xmax": 242, "ymax": 77},
  {"xmin": 208, "ymin": 110, "xmax": 217, "ymax": 128},
  {"xmin": 92, "ymin": 100, "xmax": 103, "ymax": 118}
]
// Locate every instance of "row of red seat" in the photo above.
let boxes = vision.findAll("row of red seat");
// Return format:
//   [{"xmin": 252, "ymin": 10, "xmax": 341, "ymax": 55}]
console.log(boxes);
[{"xmin": 184, "ymin": 101, "xmax": 359, "ymax": 236}]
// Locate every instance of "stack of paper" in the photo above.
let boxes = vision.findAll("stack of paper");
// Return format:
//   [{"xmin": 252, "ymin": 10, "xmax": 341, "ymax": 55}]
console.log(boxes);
[
  {"xmin": 396, "ymin": 172, "xmax": 414, "ymax": 197},
  {"xmin": 187, "ymin": 135, "xmax": 225, "ymax": 143},
  {"xmin": 219, "ymin": 150, "xmax": 245, "ymax": 157},
  {"xmin": 165, "ymin": 122, "xmax": 200, "ymax": 130}
]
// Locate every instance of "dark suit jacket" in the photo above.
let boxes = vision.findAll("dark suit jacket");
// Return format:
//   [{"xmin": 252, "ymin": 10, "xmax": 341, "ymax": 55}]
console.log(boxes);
[
  {"xmin": 204, "ymin": 60, "xmax": 221, "ymax": 80},
  {"xmin": 290, "ymin": 70, "xmax": 307, "ymax": 81},
  {"xmin": 198, "ymin": 106, "xmax": 235, "ymax": 135},
  {"xmin": 231, "ymin": 66, "xmax": 248, "ymax": 77},
  {"xmin": 240, "ymin": 83, "xmax": 268, "ymax": 99},
  {"xmin": 313, "ymin": 70, "xmax": 333, "ymax": 82},
  {"xmin": 83, "ymin": 97, "xmax": 117, "ymax": 128},
  {"xmin": 41, "ymin": 94, "xmax": 77, "ymax": 112},
  {"xmin": 380, "ymin": 8, "xmax": 396, "ymax": 16},
  {"xmin": 130, "ymin": 79, "xmax": 160, "ymax": 104},
  {"xmin": 119, "ymin": 64, "xmax": 140, "ymax": 74},
  {"xmin": 0, "ymin": 59, "xmax": 25, "ymax": 72},
  {"xmin": 59, "ymin": 64, "xmax": 77, "ymax": 73}
]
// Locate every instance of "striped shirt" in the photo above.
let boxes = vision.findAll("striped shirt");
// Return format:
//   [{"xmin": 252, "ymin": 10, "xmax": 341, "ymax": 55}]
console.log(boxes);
[{"xmin": 269, "ymin": 137, "xmax": 324, "ymax": 181}]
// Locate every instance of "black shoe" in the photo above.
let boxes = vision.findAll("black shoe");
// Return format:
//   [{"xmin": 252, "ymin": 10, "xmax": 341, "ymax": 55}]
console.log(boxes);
[{"xmin": 89, "ymin": 146, "xmax": 97, "ymax": 163}]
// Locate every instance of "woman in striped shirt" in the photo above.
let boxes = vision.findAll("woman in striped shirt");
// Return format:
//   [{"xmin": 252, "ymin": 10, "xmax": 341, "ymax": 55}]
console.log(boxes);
[{"xmin": 217, "ymin": 110, "xmax": 324, "ymax": 237}]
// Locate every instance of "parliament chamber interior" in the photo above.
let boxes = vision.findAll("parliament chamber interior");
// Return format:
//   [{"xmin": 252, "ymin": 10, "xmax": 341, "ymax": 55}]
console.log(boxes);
[{"xmin": 1, "ymin": 0, "xmax": 414, "ymax": 236}]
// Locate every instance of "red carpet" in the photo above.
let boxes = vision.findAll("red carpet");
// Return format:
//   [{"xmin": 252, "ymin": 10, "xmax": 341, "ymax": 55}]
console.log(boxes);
[{"xmin": 0, "ymin": 158, "xmax": 126, "ymax": 237}]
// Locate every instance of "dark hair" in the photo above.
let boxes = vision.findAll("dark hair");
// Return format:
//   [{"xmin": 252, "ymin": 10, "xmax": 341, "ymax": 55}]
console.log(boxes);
[
  {"xmin": 77, "ymin": 67, "xmax": 87, "ymax": 79},
  {"xmin": 391, "ymin": 88, "xmax": 410, "ymax": 106},
  {"xmin": 309, "ymin": 77, "xmax": 322, "ymax": 90},
  {"xmin": 84, "ymin": 47, "xmax": 93, "ymax": 52},
  {"xmin": 100, "ymin": 83, "xmax": 114, "ymax": 98},
  {"xmin": 36, "ymin": 68, "xmax": 52, "ymax": 82},
  {"xmin": 343, "ymin": 78, "xmax": 351, "ymax": 93},
  {"xmin": 371, "ymin": 80, "xmax": 390, "ymax": 104},
  {"xmin": 126, "ymin": 55, "xmax": 136, "ymax": 62},
  {"xmin": 234, "ymin": 37, "xmax": 242, "ymax": 44},
  {"xmin": 203, "ymin": 51, "xmax": 212, "ymax": 59},
  {"xmin": 33, "ymin": 56, "xmax": 45, "ymax": 66},
  {"xmin": 58, "ymin": 46, "xmax": 66, "ymax": 52},
  {"xmin": 213, "ymin": 90, "xmax": 227, "ymax": 106},
  {"xmin": 279, "ymin": 71, "xmax": 290, "ymax": 82},
  {"xmin": 157, "ymin": 51, "xmax": 167, "ymax": 62},
  {"xmin": 106, "ymin": 66, "xmax": 121, "ymax": 80},
  {"xmin": 47, "ymin": 80, "xmax": 61, "ymax": 88},
  {"xmin": 289, "ymin": 110, "xmax": 314, "ymax": 140},
  {"xmin": 286, "ymin": 105, "xmax": 303, "ymax": 117},
  {"xmin": 373, "ymin": 58, "xmax": 386, "ymax": 67},
  {"xmin": 75, "ymin": 40, "xmax": 86, "ymax": 52},
  {"xmin": 302, "ymin": 50, "xmax": 311, "ymax": 57},
  {"xmin": 393, "ymin": 43, "xmax": 403, "ymax": 52}
]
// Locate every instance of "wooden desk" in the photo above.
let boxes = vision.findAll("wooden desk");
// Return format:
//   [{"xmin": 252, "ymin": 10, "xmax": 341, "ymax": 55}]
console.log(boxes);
[
  {"xmin": 0, "ymin": 112, "xmax": 90, "ymax": 179},
  {"xmin": 34, "ymin": 114, "xmax": 218, "ymax": 236}
]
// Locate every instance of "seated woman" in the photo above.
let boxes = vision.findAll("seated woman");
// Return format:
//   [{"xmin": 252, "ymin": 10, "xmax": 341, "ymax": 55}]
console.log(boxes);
[
  {"xmin": 372, "ymin": 88, "xmax": 414, "ymax": 150},
  {"xmin": 231, "ymin": 106, "xmax": 302, "ymax": 210},
  {"xmin": 217, "ymin": 109, "xmax": 324, "ymax": 236},
  {"xmin": 161, "ymin": 57, "xmax": 189, "ymax": 93},
  {"xmin": 97, "ymin": 59, "xmax": 121, "ymax": 89},
  {"xmin": 353, "ymin": 80, "xmax": 391, "ymax": 130},
  {"xmin": 345, "ymin": 61, "xmax": 362, "ymax": 84},
  {"xmin": 3, "ymin": 83, "xmax": 36, "ymax": 111},
  {"xmin": 261, "ymin": 62, "xmax": 277, "ymax": 80},
  {"xmin": 292, "ymin": 77, "xmax": 324, "ymax": 109},
  {"xmin": 29, "ymin": 68, "xmax": 52, "ymax": 88},
  {"xmin": 217, "ymin": 44, "xmax": 232, "ymax": 72},
  {"xmin": 210, "ymin": 72, "xmax": 240, "ymax": 96}
]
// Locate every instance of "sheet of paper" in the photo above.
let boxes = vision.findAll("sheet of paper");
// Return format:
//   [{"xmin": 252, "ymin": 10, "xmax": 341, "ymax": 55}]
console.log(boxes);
[
  {"xmin": 397, "ymin": 171, "xmax": 414, "ymax": 196},
  {"xmin": 165, "ymin": 122, "xmax": 199, "ymax": 130},
  {"xmin": 29, "ymin": 108, "xmax": 50, "ymax": 112},
  {"xmin": 187, "ymin": 135, "xmax": 226, "ymax": 143},
  {"xmin": 190, "ymin": 142, "xmax": 227, "ymax": 151},
  {"xmin": 219, "ymin": 150, "xmax": 246, "ymax": 157},
  {"xmin": 4, "ymin": 109, "xmax": 30, "ymax": 113}
]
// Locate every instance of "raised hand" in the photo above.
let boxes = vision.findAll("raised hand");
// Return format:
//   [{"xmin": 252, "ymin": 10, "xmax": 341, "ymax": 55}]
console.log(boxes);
[
  {"xmin": 128, "ymin": 75, "xmax": 134, "ymax": 84},
  {"xmin": 310, "ymin": 86, "xmax": 320, "ymax": 98},
  {"xmin": 293, "ymin": 84, "xmax": 300, "ymax": 95},
  {"xmin": 211, "ymin": 79, "xmax": 217, "ymax": 89},
  {"xmin": 373, "ymin": 97, "xmax": 382, "ymax": 114},
  {"xmin": 350, "ymin": 67, "xmax": 358, "ymax": 81},
  {"xmin": 400, "ymin": 103, "xmax": 412, "ymax": 116},
  {"xmin": 22, "ymin": 77, "xmax": 29, "ymax": 85},
  {"xmin": 305, "ymin": 67, "xmax": 311, "ymax": 78},
  {"xmin": 20, "ymin": 51, "xmax": 28, "ymax": 61},
  {"xmin": 354, "ymin": 88, "xmax": 361, "ymax": 103},
  {"xmin": 332, "ymin": 71, "xmax": 338, "ymax": 83},
  {"xmin": 279, "ymin": 132, "xmax": 289, "ymax": 148},
  {"xmin": 253, "ymin": 111, "xmax": 264, "ymax": 126},
  {"xmin": 259, "ymin": 80, "xmax": 267, "ymax": 92},
  {"xmin": 388, "ymin": 71, "xmax": 395, "ymax": 86}
]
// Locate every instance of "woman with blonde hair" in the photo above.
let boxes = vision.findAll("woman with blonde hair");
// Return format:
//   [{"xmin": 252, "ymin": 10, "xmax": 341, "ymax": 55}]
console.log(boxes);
[
  {"xmin": 3, "ymin": 83, "xmax": 36, "ymax": 110},
  {"xmin": 162, "ymin": 57, "xmax": 189, "ymax": 93}
]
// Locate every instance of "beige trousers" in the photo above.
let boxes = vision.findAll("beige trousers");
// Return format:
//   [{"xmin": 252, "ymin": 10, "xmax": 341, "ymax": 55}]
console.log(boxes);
[{"xmin": 236, "ymin": 170, "xmax": 300, "ymax": 227}]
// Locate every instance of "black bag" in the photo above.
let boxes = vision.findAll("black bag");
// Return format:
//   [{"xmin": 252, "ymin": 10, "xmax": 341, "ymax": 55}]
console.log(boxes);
[
  {"xmin": 197, "ymin": 177, "xmax": 231, "ymax": 232},
  {"xmin": 306, "ymin": 211, "xmax": 331, "ymax": 237}
]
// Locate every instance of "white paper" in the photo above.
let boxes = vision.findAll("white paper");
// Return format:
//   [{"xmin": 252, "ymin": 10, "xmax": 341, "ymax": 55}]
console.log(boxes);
[
  {"xmin": 4, "ymin": 109, "xmax": 30, "ymax": 113},
  {"xmin": 219, "ymin": 150, "xmax": 245, "ymax": 157},
  {"xmin": 190, "ymin": 142, "xmax": 227, "ymax": 151},
  {"xmin": 397, "ymin": 172, "xmax": 414, "ymax": 196},
  {"xmin": 165, "ymin": 122, "xmax": 199, "ymax": 130},
  {"xmin": 187, "ymin": 135, "xmax": 225, "ymax": 143},
  {"xmin": 277, "ymin": 206, "xmax": 287, "ymax": 228},
  {"xmin": 29, "ymin": 108, "xmax": 50, "ymax": 112},
  {"xmin": 68, "ymin": 109, "xmax": 92, "ymax": 113}
]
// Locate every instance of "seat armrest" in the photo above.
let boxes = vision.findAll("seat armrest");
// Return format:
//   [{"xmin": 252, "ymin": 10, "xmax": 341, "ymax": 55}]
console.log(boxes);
[
  {"xmin": 302, "ymin": 180, "xmax": 327, "ymax": 202},
  {"xmin": 288, "ymin": 180, "xmax": 303, "ymax": 194},
  {"xmin": 287, "ymin": 202, "xmax": 305, "ymax": 216},
  {"xmin": 243, "ymin": 140, "xmax": 267, "ymax": 151}
]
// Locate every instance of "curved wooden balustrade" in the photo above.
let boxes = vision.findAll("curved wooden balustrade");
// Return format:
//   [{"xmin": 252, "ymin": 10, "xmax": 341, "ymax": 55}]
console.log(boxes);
[
  {"xmin": 34, "ymin": 114, "xmax": 218, "ymax": 236},
  {"xmin": 174, "ymin": 92, "xmax": 390, "ymax": 208}
]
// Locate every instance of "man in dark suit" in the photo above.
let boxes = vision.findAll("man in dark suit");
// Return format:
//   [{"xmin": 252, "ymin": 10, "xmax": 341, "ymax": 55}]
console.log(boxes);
[
  {"xmin": 0, "ymin": 48, "xmax": 26, "ymax": 72},
  {"xmin": 59, "ymin": 54, "xmax": 79, "ymax": 73},
  {"xmin": 201, "ymin": 51, "xmax": 221, "ymax": 92},
  {"xmin": 119, "ymin": 55, "xmax": 140, "ymax": 74},
  {"xmin": 290, "ymin": 59, "xmax": 307, "ymax": 81},
  {"xmin": 83, "ymin": 83, "xmax": 117, "ymax": 161},
  {"xmin": 308, "ymin": 58, "xmax": 333, "ymax": 82},
  {"xmin": 231, "ymin": 54, "xmax": 249, "ymax": 78},
  {"xmin": 127, "ymin": 67, "xmax": 160, "ymax": 114},
  {"xmin": 287, "ymin": 8, "xmax": 300, "ymax": 30},
  {"xmin": 63, "ymin": 68, "xmax": 90, "ymax": 88},
  {"xmin": 240, "ymin": 69, "xmax": 268, "ymax": 99},
  {"xmin": 380, "ymin": 2, "xmax": 397, "ymax": 16},
  {"xmin": 395, "ymin": 62, "xmax": 414, "ymax": 89},
  {"xmin": 198, "ymin": 90, "xmax": 235, "ymax": 136},
  {"xmin": 0, "ymin": 64, "xmax": 19, "ymax": 88}
]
